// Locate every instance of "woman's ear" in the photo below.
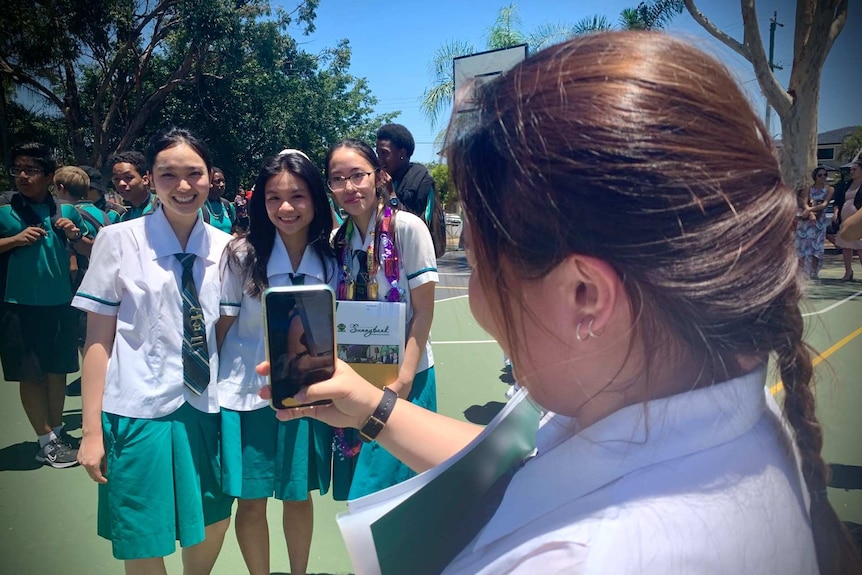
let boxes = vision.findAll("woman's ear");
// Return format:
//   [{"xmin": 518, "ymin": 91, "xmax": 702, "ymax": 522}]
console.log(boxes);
[{"xmin": 556, "ymin": 254, "xmax": 622, "ymax": 338}]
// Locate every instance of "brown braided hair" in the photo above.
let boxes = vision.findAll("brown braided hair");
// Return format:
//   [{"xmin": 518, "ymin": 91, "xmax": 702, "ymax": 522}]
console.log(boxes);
[{"xmin": 448, "ymin": 31, "xmax": 861, "ymax": 573}]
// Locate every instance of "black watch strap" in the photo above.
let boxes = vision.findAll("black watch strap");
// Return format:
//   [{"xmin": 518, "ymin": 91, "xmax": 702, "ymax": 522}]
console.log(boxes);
[{"xmin": 359, "ymin": 387, "xmax": 398, "ymax": 443}]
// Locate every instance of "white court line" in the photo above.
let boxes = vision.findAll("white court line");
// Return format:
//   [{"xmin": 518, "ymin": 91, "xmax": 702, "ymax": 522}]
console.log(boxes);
[
  {"xmin": 801, "ymin": 289, "xmax": 862, "ymax": 317},
  {"xmin": 436, "ymin": 294, "xmax": 469, "ymax": 303}
]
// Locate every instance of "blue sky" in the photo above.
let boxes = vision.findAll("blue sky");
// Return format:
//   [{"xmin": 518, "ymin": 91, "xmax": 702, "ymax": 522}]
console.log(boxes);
[{"xmin": 288, "ymin": 0, "xmax": 861, "ymax": 163}]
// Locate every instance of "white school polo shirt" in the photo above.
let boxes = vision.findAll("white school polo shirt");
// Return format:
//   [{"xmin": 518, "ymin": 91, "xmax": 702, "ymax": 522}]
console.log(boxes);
[
  {"xmin": 73, "ymin": 208, "xmax": 232, "ymax": 419},
  {"xmin": 347, "ymin": 209, "xmax": 438, "ymax": 372},
  {"xmin": 218, "ymin": 237, "xmax": 337, "ymax": 411},
  {"xmin": 444, "ymin": 368, "xmax": 819, "ymax": 574}
]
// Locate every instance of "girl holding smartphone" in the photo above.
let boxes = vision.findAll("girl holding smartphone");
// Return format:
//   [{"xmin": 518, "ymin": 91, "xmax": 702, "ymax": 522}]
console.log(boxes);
[{"xmin": 216, "ymin": 150, "xmax": 336, "ymax": 575}]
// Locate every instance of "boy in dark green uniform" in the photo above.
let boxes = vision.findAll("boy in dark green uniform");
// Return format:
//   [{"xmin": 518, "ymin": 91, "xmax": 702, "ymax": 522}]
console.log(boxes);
[
  {"xmin": 107, "ymin": 151, "xmax": 156, "ymax": 221},
  {"xmin": 0, "ymin": 143, "xmax": 91, "ymax": 468},
  {"xmin": 80, "ymin": 165, "xmax": 125, "ymax": 223}
]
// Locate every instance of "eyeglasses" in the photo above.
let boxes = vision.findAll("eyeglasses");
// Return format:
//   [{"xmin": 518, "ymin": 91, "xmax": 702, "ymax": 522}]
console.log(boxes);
[
  {"xmin": 327, "ymin": 171, "xmax": 373, "ymax": 192},
  {"xmin": 8, "ymin": 166, "xmax": 43, "ymax": 177}
]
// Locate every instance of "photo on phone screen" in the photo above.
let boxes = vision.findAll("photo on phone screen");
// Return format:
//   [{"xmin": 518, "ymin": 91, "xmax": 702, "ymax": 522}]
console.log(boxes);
[{"xmin": 263, "ymin": 285, "xmax": 335, "ymax": 408}]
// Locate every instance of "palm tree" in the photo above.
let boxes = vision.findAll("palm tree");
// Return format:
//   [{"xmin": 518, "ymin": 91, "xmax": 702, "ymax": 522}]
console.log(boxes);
[{"xmin": 420, "ymin": 1, "xmax": 684, "ymax": 130}]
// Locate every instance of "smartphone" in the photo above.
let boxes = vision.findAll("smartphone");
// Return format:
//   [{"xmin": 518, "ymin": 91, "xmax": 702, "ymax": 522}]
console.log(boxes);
[{"xmin": 262, "ymin": 284, "xmax": 336, "ymax": 408}]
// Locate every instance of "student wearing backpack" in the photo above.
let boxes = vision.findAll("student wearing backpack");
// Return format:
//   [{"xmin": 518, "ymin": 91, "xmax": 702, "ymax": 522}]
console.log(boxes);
[
  {"xmin": 80, "ymin": 165, "xmax": 126, "ymax": 222},
  {"xmin": 54, "ymin": 166, "xmax": 111, "ymax": 395},
  {"xmin": 376, "ymin": 124, "xmax": 446, "ymax": 258},
  {"xmin": 1, "ymin": 143, "xmax": 91, "ymax": 469}
]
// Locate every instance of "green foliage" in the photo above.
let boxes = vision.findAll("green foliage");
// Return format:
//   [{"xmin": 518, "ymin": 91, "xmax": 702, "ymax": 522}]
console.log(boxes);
[
  {"xmin": 0, "ymin": 0, "xmax": 391, "ymax": 185},
  {"xmin": 839, "ymin": 127, "xmax": 862, "ymax": 162},
  {"xmin": 428, "ymin": 162, "xmax": 455, "ymax": 207},
  {"xmin": 487, "ymin": 3, "xmax": 526, "ymax": 50},
  {"xmin": 573, "ymin": 15, "xmax": 614, "ymax": 35}
]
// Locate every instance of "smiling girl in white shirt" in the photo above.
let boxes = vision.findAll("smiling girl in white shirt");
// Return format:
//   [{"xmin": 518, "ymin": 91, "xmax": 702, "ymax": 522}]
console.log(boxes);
[
  {"xmin": 216, "ymin": 150, "xmax": 336, "ymax": 575},
  {"xmin": 74, "ymin": 128, "xmax": 233, "ymax": 574},
  {"xmin": 324, "ymin": 139, "xmax": 438, "ymax": 500}
]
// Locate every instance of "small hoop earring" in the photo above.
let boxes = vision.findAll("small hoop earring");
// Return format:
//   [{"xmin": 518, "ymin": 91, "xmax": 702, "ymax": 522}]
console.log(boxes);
[{"xmin": 576, "ymin": 318, "xmax": 600, "ymax": 342}]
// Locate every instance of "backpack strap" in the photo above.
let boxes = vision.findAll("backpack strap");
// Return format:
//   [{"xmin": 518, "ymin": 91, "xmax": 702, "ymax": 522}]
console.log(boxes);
[{"xmin": 78, "ymin": 206, "xmax": 110, "ymax": 231}]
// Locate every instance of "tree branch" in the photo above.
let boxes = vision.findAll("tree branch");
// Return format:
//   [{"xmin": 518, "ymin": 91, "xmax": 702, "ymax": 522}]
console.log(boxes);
[
  {"xmin": 113, "ymin": 43, "xmax": 200, "ymax": 154},
  {"xmin": 740, "ymin": 0, "xmax": 792, "ymax": 116},
  {"xmin": 0, "ymin": 58, "xmax": 65, "ymax": 111},
  {"xmin": 827, "ymin": 0, "xmax": 848, "ymax": 50},
  {"xmin": 683, "ymin": 0, "xmax": 749, "ymax": 60}
]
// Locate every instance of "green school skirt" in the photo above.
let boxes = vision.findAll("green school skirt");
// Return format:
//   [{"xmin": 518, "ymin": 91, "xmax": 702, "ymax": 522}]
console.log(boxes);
[
  {"xmin": 338, "ymin": 367, "xmax": 437, "ymax": 501},
  {"xmin": 97, "ymin": 403, "xmax": 234, "ymax": 560},
  {"xmin": 220, "ymin": 406, "xmax": 333, "ymax": 501}
]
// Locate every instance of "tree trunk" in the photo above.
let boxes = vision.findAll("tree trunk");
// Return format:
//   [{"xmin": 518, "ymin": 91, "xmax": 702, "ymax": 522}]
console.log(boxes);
[{"xmin": 778, "ymin": 78, "xmax": 819, "ymax": 194}]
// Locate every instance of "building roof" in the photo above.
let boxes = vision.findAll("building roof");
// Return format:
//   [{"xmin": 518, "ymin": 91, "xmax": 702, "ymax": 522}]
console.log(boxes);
[{"xmin": 817, "ymin": 125, "xmax": 859, "ymax": 145}]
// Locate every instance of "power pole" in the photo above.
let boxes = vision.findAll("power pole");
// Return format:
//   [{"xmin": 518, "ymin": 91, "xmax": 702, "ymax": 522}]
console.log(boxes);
[{"xmin": 765, "ymin": 11, "xmax": 784, "ymax": 136}]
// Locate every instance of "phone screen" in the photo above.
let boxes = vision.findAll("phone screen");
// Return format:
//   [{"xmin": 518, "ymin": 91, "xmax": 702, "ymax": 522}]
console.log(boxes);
[{"xmin": 263, "ymin": 285, "xmax": 335, "ymax": 408}]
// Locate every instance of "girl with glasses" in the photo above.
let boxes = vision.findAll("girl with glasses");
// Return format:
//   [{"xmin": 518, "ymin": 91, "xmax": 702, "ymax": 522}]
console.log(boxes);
[
  {"xmin": 794, "ymin": 167, "xmax": 834, "ymax": 279},
  {"xmin": 324, "ymin": 139, "xmax": 438, "ymax": 500},
  {"xmin": 261, "ymin": 31, "xmax": 861, "ymax": 574}
]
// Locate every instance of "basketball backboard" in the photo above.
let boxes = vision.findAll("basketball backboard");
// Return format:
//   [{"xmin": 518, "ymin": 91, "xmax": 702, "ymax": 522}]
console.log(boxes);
[{"xmin": 453, "ymin": 44, "xmax": 528, "ymax": 113}]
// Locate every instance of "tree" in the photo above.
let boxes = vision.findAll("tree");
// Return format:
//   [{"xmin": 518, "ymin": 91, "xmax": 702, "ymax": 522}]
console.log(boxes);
[
  {"xmin": 428, "ymin": 162, "xmax": 455, "ymax": 209},
  {"xmin": 1, "ymin": 0, "xmax": 389, "ymax": 175},
  {"xmin": 838, "ymin": 127, "xmax": 862, "ymax": 163},
  {"xmin": 683, "ymin": 0, "xmax": 848, "ymax": 190}
]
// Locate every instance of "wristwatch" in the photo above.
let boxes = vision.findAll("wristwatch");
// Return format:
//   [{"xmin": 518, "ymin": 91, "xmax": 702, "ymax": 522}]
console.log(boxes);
[{"xmin": 359, "ymin": 387, "xmax": 398, "ymax": 442}]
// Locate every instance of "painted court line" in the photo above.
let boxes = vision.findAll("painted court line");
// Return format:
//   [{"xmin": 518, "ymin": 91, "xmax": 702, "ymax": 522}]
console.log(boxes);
[
  {"xmin": 801, "ymin": 289, "xmax": 862, "ymax": 317},
  {"xmin": 769, "ymin": 325, "xmax": 862, "ymax": 396}
]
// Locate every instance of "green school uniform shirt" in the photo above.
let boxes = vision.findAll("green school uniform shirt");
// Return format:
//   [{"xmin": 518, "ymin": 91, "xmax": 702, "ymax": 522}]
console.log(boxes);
[
  {"xmin": 0, "ymin": 197, "xmax": 89, "ymax": 305},
  {"xmin": 121, "ymin": 192, "xmax": 158, "ymax": 221}
]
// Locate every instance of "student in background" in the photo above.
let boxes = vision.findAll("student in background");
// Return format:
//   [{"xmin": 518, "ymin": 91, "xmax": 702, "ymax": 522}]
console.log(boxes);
[
  {"xmin": 217, "ymin": 150, "xmax": 336, "ymax": 575},
  {"xmin": 54, "ymin": 166, "xmax": 109, "ymax": 396},
  {"xmin": 267, "ymin": 32, "xmax": 861, "ymax": 574},
  {"xmin": 80, "ymin": 165, "xmax": 126, "ymax": 222},
  {"xmin": 1, "ymin": 143, "xmax": 89, "ymax": 469},
  {"xmin": 203, "ymin": 167, "xmax": 236, "ymax": 234},
  {"xmin": 75, "ymin": 128, "xmax": 233, "ymax": 573},
  {"xmin": 108, "ymin": 151, "xmax": 157, "ymax": 221}
]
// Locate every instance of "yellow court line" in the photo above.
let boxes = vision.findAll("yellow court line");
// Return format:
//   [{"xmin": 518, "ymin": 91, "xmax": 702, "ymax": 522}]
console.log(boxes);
[{"xmin": 769, "ymin": 325, "xmax": 862, "ymax": 396}]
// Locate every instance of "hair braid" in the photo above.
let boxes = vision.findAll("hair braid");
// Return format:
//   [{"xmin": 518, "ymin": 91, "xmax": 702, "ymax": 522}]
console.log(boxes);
[{"xmin": 775, "ymin": 286, "xmax": 861, "ymax": 574}]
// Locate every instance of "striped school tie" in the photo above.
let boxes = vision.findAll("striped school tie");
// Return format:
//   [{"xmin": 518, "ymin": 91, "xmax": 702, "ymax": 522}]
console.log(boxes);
[{"xmin": 176, "ymin": 253, "xmax": 210, "ymax": 395}]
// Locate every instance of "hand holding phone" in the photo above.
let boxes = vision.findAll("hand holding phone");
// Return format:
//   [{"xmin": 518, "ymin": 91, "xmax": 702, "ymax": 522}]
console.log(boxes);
[{"xmin": 263, "ymin": 285, "xmax": 336, "ymax": 408}]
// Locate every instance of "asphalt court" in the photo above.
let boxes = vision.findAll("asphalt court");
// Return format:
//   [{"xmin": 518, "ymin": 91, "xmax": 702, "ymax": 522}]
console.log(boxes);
[{"xmin": 1, "ymin": 249, "xmax": 860, "ymax": 574}]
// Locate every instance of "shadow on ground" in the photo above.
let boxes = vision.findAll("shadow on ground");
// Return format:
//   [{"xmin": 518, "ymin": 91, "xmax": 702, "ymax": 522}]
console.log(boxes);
[
  {"xmin": 63, "ymin": 408, "xmax": 82, "ymax": 432},
  {"xmin": 463, "ymin": 401, "xmax": 506, "ymax": 425},
  {"xmin": 0, "ymin": 441, "xmax": 42, "ymax": 471}
]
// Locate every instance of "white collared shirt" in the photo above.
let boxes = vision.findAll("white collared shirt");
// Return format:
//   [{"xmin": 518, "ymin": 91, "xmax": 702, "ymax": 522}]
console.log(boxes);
[
  {"xmin": 218, "ymin": 237, "xmax": 337, "ymax": 411},
  {"xmin": 73, "ymin": 208, "xmax": 232, "ymax": 418},
  {"xmin": 445, "ymin": 368, "xmax": 819, "ymax": 574},
  {"xmin": 346, "ymin": 209, "xmax": 438, "ymax": 371}
]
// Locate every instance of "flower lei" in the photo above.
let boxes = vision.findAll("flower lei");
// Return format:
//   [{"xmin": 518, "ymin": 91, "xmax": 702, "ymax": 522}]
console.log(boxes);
[
  {"xmin": 335, "ymin": 203, "xmax": 405, "ymax": 303},
  {"xmin": 333, "ymin": 203, "xmax": 405, "ymax": 460}
]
